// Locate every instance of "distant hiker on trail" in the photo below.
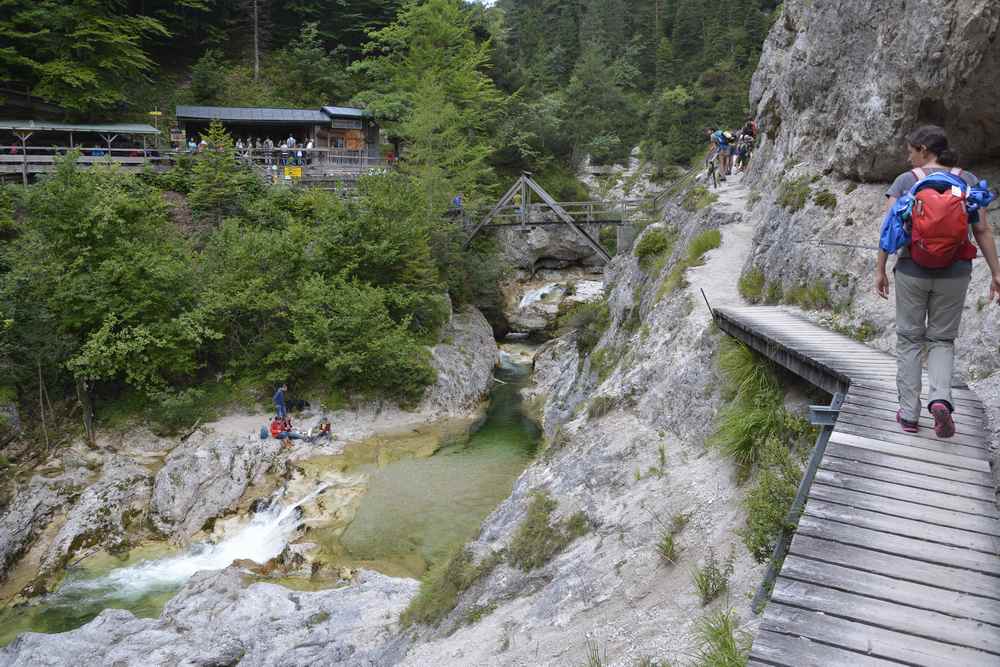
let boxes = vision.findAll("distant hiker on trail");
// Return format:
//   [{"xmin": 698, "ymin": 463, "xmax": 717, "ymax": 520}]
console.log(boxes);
[
  {"xmin": 706, "ymin": 127, "xmax": 732, "ymax": 181},
  {"xmin": 273, "ymin": 383, "xmax": 288, "ymax": 419},
  {"xmin": 876, "ymin": 125, "xmax": 1000, "ymax": 438}
]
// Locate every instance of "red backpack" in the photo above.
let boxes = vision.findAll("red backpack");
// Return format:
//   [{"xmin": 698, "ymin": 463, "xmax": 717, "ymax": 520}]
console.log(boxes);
[{"xmin": 908, "ymin": 167, "xmax": 978, "ymax": 269}]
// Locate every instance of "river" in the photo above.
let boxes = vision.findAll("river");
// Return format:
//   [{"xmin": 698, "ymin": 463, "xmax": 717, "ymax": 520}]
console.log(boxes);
[{"xmin": 0, "ymin": 351, "xmax": 540, "ymax": 646}]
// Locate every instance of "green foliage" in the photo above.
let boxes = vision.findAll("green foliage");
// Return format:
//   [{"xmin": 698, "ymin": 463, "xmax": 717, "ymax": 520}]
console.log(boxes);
[
  {"xmin": 682, "ymin": 186, "xmax": 719, "ymax": 212},
  {"xmin": 508, "ymin": 492, "xmax": 590, "ymax": 571},
  {"xmin": 587, "ymin": 394, "xmax": 617, "ymax": 419},
  {"xmin": 354, "ymin": 0, "xmax": 502, "ymax": 207},
  {"xmin": 738, "ymin": 268, "xmax": 766, "ymax": 303},
  {"xmin": 401, "ymin": 547, "xmax": 499, "ymax": 627},
  {"xmin": 777, "ymin": 176, "xmax": 811, "ymax": 212},
  {"xmin": 693, "ymin": 609, "xmax": 752, "ymax": 666},
  {"xmin": 813, "ymin": 189, "xmax": 837, "ymax": 210},
  {"xmin": 635, "ymin": 228, "xmax": 676, "ymax": 272},
  {"xmin": 765, "ymin": 281, "xmax": 784, "ymax": 305},
  {"xmin": 845, "ymin": 182, "xmax": 859, "ymax": 195},
  {"xmin": 558, "ymin": 300, "xmax": 610, "ymax": 356},
  {"xmin": 656, "ymin": 229, "xmax": 721, "ymax": 300},
  {"xmin": 742, "ymin": 437, "xmax": 803, "ymax": 563},
  {"xmin": 712, "ymin": 339, "xmax": 805, "ymax": 471},
  {"xmin": 785, "ymin": 281, "xmax": 831, "ymax": 310},
  {"xmin": 0, "ymin": 1, "xmax": 169, "ymax": 112},
  {"xmin": 692, "ymin": 547, "xmax": 734, "ymax": 606},
  {"xmin": 655, "ymin": 512, "xmax": 688, "ymax": 564},
  {"xmin": 187, "ymin": 122, "xmax": 264, "ymax": 225}
]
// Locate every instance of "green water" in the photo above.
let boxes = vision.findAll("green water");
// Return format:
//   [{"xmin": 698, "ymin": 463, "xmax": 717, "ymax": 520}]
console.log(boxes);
[
  {"xmin": 0, "ymin": 357, "xmax": 540, "ymax": 645},
  {"xmin": 332, "ymin": 364, "xmax": 540, "ymax": 576}
]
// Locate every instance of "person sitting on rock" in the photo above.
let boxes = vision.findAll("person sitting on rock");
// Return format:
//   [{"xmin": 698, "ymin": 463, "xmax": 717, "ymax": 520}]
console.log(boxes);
[{"xmin": 310, "ymin": 416, "xmax": 332, "ymax": 442}]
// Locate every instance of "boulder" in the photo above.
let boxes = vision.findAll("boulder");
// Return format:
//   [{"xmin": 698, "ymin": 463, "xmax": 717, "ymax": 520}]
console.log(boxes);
[
  {"xmin": 151, "ymin": 432, "xmax": 283, "ymax": 542},
  {"xmin": 38, "ymin": 458, "xmax": 152, "ymax": 579},
  {"xmin": 0, "ymin": 469, "xmax": 89, "ymax": 582},
  {"xmin": 420, "ymin": 307, "xmax": 498, "ymax": 415},
  {"xmin": 0, "ymin": 567, "xmax": 418, "ymax": 667},
  {"xmin": 751, "ymin": 0, "xmax": 1000, "ymax": 182}
]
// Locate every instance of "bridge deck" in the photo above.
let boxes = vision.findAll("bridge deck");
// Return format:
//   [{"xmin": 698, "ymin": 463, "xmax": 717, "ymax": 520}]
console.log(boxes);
[{"xmin": 715, "ymin": 306, "xmax": 1000, "ymax": 667}]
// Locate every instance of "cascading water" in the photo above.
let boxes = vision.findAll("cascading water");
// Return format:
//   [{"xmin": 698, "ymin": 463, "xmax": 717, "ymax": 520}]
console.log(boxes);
[
  {"xmin": 60, "ymin": 483, "xmax": 329, "ymax": 603},
  {"xmin": 0, "ymin": 484, "xmax": 329, "ymax": 644}
]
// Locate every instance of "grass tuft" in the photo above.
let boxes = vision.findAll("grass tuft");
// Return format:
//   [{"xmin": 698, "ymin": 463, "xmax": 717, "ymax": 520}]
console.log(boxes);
[
  {"xmin": 634, "ymin": 227, "xmax": 677, "ymax": 272},
  {"xmin": 741, "ymin": 437, "xmax": 803, "ymax": 563},
  {"xmin": 509, "ymin": 492, "xmax": 590, "ymax": 571},
  {"xmin": 693, "ymin": 609, "xmax": 751, "ymax": 666},
  {"xmin": 738, "ymin": 268, "xmax": 766, "ymax": 303},
  {"xmin": 813, "ymin": 189, "xmax": 837, "ymax": 210},
  {"xmin": 777, "ymin": 176, "xmax": 811, "ymax": 212},
  {"xmin": 692, "ymin": 547, "xmax": 734, "ymax": 606},
  {"xmin": 584, "ymin": 638, "xmax": 607, "ymax": 667},
  {"xmin": 656, "ymin": 229, "xmax": 722, "ymax": 301},
  {"xmin": 558, "ymin": 300, "xmax": 610, "ymax": 355},
  {"xmin": 682, "ymin": 186, "xmax": 719, "ymax": 212},
  {"xmin": 401, "ymin": 547, "xmax": 500, "ymax": 628},
  {"xmin": 784, "ymin": 281, "xmax": 830, "ymax": 310},
  {"xmin": 587, "ymin": 394, "xmax": 617, "ymax": 419}
]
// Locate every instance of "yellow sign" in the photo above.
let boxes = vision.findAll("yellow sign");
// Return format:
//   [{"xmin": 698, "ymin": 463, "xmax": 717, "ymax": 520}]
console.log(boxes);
[
  {"xmin": 148, "ymin": 110, "xmax": 163, "ymax": 116},
  {"xmin": 284, "ymin": 166, "xmax": 303, "ymax": 179}
]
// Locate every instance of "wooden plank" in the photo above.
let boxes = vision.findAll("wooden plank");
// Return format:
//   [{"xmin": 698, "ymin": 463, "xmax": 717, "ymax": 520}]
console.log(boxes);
[
  {"xmin": 820, "ymin": 456, "xmax": 997, "ymax": 502},
  {"xmin": 835, "ymin": 412, "xmax": 986, "ymax": 449},
  {"xmin": 789, "ymin": 532, "xmax": 1000, "ymax": 601},
  {"xmin": 834, "ymin": 422, "xmax": 989, "ymax": 461},
  {"xmin": 801, "ymin": 501, "xmax": 1000, "ymax": 559},
  {"xmin": 810, "ymin": 483, "xmax": 1000, "ymax": 536},
  {"xmin": 828, "ymin": 432, "xmax": 990, "ymax": 472},
  {"xmin": 824, "ymin": 442, "xmax": 995, "ymax": 487},
  {"xmin": 839, "ymin": 400, "xmax": 986, "ymax": 430},
  {"xmin": 761, "ymin": 603, "xmax": 997, "ymax": 666},
  {"xmin": 851, "ymin": 381, "xmax": 984, "ymax": 409},
  {"xmin": 772, "ymin": 578, "xmax": 1000, "ymax": 655},
  {"xmin": 814, "ymin": 468, "xmax": 998, "ymax": 516},
  {"xmin": 780, "ymin": 555, "xmax": 1000, "ymax": 626},
  {"xmin": 846, "ymin": 386, "xmax": 986, "ymax": 415},
  {"xmin": 751, "ymin": 628, "xmax": 901, "ymax": 667}
]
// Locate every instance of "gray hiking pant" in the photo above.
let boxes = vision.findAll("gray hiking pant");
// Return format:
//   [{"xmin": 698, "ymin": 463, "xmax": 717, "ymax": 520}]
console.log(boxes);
[{"xmin": 895, "ymin": 270, "xmax": 971, "ymax": 420}]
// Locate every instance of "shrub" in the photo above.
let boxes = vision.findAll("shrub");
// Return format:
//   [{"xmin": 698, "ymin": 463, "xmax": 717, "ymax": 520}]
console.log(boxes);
[
  {"xmin": 635, "ymin": 227, "xmax": 676, "ymax": 272},
  {"xmin": 813, "ymin": 189, "xmax": 837, "ymax": 210},
  {"xmin": 692, "ymin": 547, "xmax": 734, "ymax": 605},
  {"xmin": 590, "ymin": 345, "xmax": 622, "ymax": 382},
  {"xmin": 738, "ymin": 268, "xmax": 766, "ymax": 303},
  {"xmin": 558, "ymin": 300, "xmax": 610, "ymax": 355},
  {"xmin": 742, "ymin": 438, "xmax": 803, "ymax": 563},
  {"xmin": 401, "ymin": 547, "xmax": 500, "ymax": 627},
  {"xmin": 599, "ymin": 226, "xmax": 618, "ymax": 256},
  {"xmin": 777, "ymin": 176, "xmax": 810, "ymax": 212},
  {"xmin": 682, "ymin": 186, "xmax": 718, "ymax": 212},
  {"xmin": 765, "ymin": 281, "xmax": 783, "ymax": 304},
  {"xmin": 693, "ymin": 609, "xmax": 751, "ymax": 666},
  {"xmin": 509, "ymin": 492, "xmax": 590, "ymax": 571}
]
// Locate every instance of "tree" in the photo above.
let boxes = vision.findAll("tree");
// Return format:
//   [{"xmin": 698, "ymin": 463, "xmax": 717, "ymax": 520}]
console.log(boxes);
[
  {"xmin": 354, "ymin": 0, "xmax": 503, "ymax": 205},
  {"xmin": 0, "ymin": 0, "xmax": 169, "ymax": 112},
  {"xmin": 188, "ymin": 121, "xmax": 263, "ymax": 225}
]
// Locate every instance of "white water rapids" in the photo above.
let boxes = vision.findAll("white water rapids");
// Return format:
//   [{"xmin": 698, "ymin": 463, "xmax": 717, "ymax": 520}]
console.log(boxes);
[{"xmin": 53, "ymin": 483, "xmax": 330, "ymax": 603}]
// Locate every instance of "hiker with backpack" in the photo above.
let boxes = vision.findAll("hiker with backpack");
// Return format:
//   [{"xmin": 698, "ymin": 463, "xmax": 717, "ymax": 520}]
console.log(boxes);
[
  {"xmin": 706, "ymin": 127, "xmax": 734, "ymax": 181},
  {"xmin": 876, "ymin": 125, "xmax": 1000, "ymax": 438}
]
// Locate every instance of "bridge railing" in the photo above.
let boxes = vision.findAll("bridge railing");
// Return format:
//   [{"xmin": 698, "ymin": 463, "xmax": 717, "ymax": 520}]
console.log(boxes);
[{"xmin": 0, "ymin": 145, "xmax": 173, "ymax": 172}]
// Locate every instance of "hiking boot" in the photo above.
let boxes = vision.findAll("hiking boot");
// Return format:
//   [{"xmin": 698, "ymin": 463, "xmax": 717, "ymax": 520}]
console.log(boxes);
[
  {"xmin": 930, "ymin": 402, "xmax": 955, "ymax": 439},
  {"xmin": 896, "ymin": 409, "xmax": 919, "ymax": 433}
]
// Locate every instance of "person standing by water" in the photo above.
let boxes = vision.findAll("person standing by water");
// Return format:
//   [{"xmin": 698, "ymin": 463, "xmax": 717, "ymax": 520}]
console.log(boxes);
[
  {"xmin": 273, "ymin": 383, "xmax": 288, "ymax": 419},
  {"xmin": 876, "ymin": 125, "xmax": 1000, "ymax": 438}
]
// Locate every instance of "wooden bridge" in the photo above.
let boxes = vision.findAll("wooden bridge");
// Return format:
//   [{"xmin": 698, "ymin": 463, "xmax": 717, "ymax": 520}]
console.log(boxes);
[
  {"xmin": 715, "ymin": 306, "xmax": 1000, "ymax": 666},
  {"xmin": 464, "ymin": 174, "xmax": 656, "ymax": 263}
]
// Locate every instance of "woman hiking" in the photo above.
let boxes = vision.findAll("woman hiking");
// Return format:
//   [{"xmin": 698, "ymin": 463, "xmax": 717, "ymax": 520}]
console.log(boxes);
[{"xmin": 875, "ymin": 125, "xmax": 1000, "ymax": 438}]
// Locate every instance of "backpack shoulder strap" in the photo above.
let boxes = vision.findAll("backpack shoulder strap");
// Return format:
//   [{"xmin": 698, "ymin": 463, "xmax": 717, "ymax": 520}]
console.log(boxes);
[
  {"xmin": 912, "ymin": 168, "xmax": 926, "ymax": 180},
  {"xmin": 951, "ymin": 167, "xmax": 963, "ymax": 176}
]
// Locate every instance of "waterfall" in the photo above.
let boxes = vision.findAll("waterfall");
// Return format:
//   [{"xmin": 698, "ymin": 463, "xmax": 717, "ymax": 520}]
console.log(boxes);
[{"xmin": 53, "ymin": 484, "xmax": 329, "ymax": 604}]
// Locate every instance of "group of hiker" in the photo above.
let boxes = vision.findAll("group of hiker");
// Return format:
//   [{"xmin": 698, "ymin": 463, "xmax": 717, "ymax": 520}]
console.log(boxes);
[
  {"xmin": 705, "ymin": 119, "xmax": 757, "ymax": 181},
  {"xmin": 266, "ymin": 383, "xmax": 333, "ymax": 447}
]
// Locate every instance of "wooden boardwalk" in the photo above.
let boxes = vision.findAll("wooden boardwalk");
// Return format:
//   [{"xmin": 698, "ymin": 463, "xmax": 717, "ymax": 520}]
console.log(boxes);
[{"xmin": 714, "ymin": 306, "xmax": 1000, "ymax": 667}]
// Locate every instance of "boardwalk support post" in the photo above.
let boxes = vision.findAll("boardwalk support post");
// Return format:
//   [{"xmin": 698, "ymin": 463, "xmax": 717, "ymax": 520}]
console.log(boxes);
[{"xmin": 751, "ymin": 391, "xmax": 844, "ymax": 614}]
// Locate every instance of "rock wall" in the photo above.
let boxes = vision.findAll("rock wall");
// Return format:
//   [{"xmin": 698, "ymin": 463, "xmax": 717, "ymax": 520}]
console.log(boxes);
[{"xmin": 751, "ymin": 0, "xmax": 1000, "ymax": 182}]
